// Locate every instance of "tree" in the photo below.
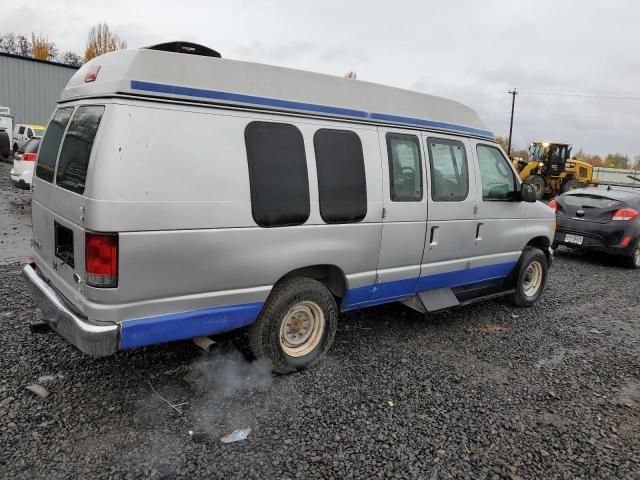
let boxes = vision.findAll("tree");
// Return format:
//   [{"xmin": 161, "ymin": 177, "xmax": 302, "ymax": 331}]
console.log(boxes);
[
  {"xmin": 59, "ymin": 51, "xmax": 83, "ymax": 67},
  {"xmin": 495, "ymin": 135, "xmax": 509, "ymax": 152},
  {"xmin": 590, "ymin": 155, "xmax": 604, "ymax": 167},
  {"xmin": 633, "ymin": 155, "xmax": 640, "ymax": 170},
  {"xmin": 31, "ymin": 33, "xmax": 57, "ymax": 61},
  {"xmin": 0, "ymin": 33, "xmax": 32, "ymax": 56},
  {"xmin": 604, "ymin": 153, "xmax": 629, "ymax": 169},
  {"xmin": 84, "ymin": 22, "xmax": 127, "ymax": 62}
]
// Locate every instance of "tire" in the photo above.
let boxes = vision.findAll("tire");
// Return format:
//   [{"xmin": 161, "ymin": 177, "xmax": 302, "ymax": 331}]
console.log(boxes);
[
  {"xmin": 525, "ymin": 175, "xmax": 545, "ymax": 201},
  {"xmin": 13, "ymin": 143, "xmax": 18, "ymax": 153},
  {"xmin": 249, "ymin": 277, "xmax": 338, "ymax": 374},
  {"xmin": 509, "ymin": 247, "xmax": 548, "ymax": 307},
  {"xmin": 625, "ymin": 241, "xmax": 640, "ymax": 269},
  {"xmin": 561, "ymin": 178, "xmax": 581, "ymax": 193}
]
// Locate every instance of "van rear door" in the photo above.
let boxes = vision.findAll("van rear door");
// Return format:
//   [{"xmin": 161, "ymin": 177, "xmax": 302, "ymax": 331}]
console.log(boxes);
[{"xmin": 31, "ymin": 105, "xmax": 105, "ymax": 304}]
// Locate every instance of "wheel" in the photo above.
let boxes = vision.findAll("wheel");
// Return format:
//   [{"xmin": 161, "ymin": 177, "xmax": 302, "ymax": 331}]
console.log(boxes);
[
  {"xmin": 249, "ymin": 277, "xmax": 338, "ymax": 374},
  {"xmin": 561, "ymin": 178, "xmax": 581, "ymax": 193},
  {"xmin": 525, "ymin": 175, "xmax": 545, "ymax": 201},
  {"xmin": 625, "ymin": 241, "xmax": 640, "ymax": 269},
  {"xmin": 509, "ymin": 247, "xmax": 548, "ymax": 306}
]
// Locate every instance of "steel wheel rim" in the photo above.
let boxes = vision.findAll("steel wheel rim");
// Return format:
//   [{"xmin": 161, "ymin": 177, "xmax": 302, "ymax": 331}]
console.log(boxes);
[
  {"xmin": 634, "ymin": 248, "xmax": 640, "ymax": 267},
  {"xmin": 523, "ymin": 261, "xmax": 543, "ymax": 297},
  {"xmin": 279, "ymin": 301, "xmax": 325, "ymax": 357}
]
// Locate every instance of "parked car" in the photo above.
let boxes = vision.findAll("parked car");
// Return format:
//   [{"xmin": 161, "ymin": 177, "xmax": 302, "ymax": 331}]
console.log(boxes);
[
  {"xmin": 10, "ymin": 136, "xmax": 41, "ymax": 189},
  {"xmin": 22, "ymin": 41, "xmax": 555, "ymax": 373},
  {"xmin": 12, "ymin": 124, "xmax": 45, "ymax": 152},
  {"xmin": 551, "ymin": 186, "xmax": 640, "ymax": 268}
]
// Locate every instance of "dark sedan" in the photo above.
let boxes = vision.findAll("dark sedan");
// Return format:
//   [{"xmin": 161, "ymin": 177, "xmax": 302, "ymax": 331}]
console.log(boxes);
[{"xmin": 551, "ymin": 186, "xmax": 640, "ymax": 268}]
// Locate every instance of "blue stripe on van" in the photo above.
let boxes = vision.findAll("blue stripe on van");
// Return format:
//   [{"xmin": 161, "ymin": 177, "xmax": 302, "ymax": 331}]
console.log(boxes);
[
  {"xmin": 341, "ymin": 261, "xmax": 517, "ymax": 311},
  {"xmin": 130, "ymin": 80, "xmax": 369, "ymax": 119},
  {"xmin": 118, "ymin": 261, "xmax": 516, "ymax": 349},
  {"xmin": 119, "ymin": 301, "xmax": 264, "ymax": 349},
  {"xmin": 368, "ymin": 113, "xmax": 495, "ymax": 138},
  {"xmin": 129, "ymin": 80, "xmax": 494, "ymax": 138}
]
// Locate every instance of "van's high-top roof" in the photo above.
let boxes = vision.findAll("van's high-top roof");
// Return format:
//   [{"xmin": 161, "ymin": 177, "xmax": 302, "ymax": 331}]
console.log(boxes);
[{"xmin": 61, "ymin": 46, "xmax": 494, "ymax": 138}]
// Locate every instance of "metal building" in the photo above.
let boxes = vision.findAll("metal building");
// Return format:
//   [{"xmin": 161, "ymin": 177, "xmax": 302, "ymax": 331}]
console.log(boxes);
[{"xmin": 0, "ymin": 52, "xmax": 78, "ymax": 127}]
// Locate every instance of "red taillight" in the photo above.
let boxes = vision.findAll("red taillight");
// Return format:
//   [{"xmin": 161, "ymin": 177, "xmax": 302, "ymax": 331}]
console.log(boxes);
[
  {"xmin": 612, "ymin": 208, "xmax": 638, "ymax": 221},
  {"xmin": 620, "ymin": 235, "xmax": 632, "ymax": 247},
  {"xmin": 23, "ymin": 152, "xmax": 37, "ymax": 161},
  {"xmin": 548, "ymin": 199, "xmax": 558, "ymax": 213},
  {"xmin": 85, "ymin": 232, "xmax": 118, "ymax": 287},
  {"xmin": 85, "ymin": 64, "xmax": 101, "ymax": 82}
]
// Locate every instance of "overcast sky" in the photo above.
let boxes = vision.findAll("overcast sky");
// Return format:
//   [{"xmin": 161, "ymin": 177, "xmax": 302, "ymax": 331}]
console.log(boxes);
[{"xmin": 3, "ymin": 0, "xmax": 639, "ymax": 158}]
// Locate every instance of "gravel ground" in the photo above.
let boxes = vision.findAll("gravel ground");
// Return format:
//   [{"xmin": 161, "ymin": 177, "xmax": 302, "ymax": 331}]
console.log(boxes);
[{"xmin": 1, "ymin": 161, "xmax": 639, "ymax": 479}]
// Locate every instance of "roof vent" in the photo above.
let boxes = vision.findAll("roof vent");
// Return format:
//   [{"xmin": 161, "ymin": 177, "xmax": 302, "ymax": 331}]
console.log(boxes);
[{"xmin": 145, "ymin": 41, "xmax": 221, "ymax": 58}]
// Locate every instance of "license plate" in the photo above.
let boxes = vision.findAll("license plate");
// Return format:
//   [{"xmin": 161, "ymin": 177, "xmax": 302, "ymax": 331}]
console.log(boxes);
[{"xmin": 564, "ymin": 234, "xmax": 583, "ymax": 245}]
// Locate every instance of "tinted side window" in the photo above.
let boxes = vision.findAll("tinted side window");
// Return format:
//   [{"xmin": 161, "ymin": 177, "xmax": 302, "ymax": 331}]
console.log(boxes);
[
  {"xmin": 18, "ymin": 126, "xmax": 25, "ymax": 134},
  {"xmin": 476, "ymin": 145, "xmax": 516, "ymax": 201},
  {"xmin": 56, "ymin": 106, "xmax": 105, "ymax": 195},
  {"xmin": 245, "ymin": 121, "xmax": 310, "ymax": 227},
  {"xmin": 427, "ymin": 138, "xmax": 469, "ymax": 202},
  {"xmin": 386, "ymin": 133, "xmax": 422, "ymax": 201},
  {"xmin": 314, "ymin": 129, "xmax": 367, "ymax": 223},
  {"xmin": 36, "ymin": 108, "xmax": 73, "ymax": 183}
]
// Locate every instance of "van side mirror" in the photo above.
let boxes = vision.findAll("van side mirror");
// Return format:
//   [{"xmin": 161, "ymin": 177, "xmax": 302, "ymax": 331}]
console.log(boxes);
[{"xmin": 519, "ymin": 183, "xmax": 537, "ymax": 203}]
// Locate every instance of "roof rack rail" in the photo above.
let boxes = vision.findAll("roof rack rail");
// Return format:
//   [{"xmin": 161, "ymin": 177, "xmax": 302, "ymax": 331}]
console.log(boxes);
[{"xmin": 144, "ymin": 42, "xmax": 221, "ymax": 58}]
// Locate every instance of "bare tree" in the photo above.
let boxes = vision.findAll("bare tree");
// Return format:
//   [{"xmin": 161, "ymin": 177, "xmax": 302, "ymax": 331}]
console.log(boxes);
[
  {"xmin": 84, "ymin": 22, "xmax": 127, "ymax": 62},
  {"xmin": 0, "ymin": 33, "xmax": 32, "ymax": 56},
  {"xmin": 59, "ymin": 51, "xmax": 83, "ymax": 67}
]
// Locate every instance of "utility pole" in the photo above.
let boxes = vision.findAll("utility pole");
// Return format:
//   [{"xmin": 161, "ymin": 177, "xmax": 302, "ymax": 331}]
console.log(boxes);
[{"xmin": 507, "ymin": 89, "xmax": 518, "ymax": 156}]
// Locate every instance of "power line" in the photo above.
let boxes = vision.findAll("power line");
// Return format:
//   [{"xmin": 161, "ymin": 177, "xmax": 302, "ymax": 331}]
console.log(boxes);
[{"xmin": 518, "ymin": 90, "xmax": 640, "ymax": 101}]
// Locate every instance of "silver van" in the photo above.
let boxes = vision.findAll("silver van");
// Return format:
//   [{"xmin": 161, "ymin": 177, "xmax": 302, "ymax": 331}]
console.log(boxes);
[{"xmin": 23, "ymin": 42, "xmax": 555, "ymax": 373}]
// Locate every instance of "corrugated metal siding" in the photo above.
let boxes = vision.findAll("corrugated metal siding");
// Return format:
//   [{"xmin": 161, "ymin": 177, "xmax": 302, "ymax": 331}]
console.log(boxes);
[{"xmin": 0, "ymin": 54, "xmax": 77, "ymax": 127}]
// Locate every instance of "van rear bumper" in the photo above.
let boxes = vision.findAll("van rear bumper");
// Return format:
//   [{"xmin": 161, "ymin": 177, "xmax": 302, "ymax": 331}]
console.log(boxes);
[{"xmin": 22, "ymin": 263, "xmax": 119, "ymax": 357}]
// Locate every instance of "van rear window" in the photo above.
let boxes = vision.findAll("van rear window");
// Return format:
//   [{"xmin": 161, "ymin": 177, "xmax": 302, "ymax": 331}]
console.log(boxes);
[
  {"xmin": 245, "ymin": 121, "xmax": 310, "ymax": 227},
  {"xmin": 56, "ymin": 106, "xmax": 105, "ymax": 194},
  {"xmin": 35, "ymin": 108, "xmax": 73, "ymax": 183}
]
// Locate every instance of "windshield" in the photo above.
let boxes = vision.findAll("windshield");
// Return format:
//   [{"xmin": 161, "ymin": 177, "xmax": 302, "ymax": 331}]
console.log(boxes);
[{"xmin": 563, "ymin": 194, "xmax": 621, "ymax": 209}]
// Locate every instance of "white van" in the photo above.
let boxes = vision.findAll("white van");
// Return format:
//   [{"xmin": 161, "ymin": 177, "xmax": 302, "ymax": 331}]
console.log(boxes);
[
  {"xmin": 23, "ymin": 42, "xmax": 555, "ymax": 373},
  {"xmin": 12, "ymin": 123, "xmax": 45, "ymax": 152}
]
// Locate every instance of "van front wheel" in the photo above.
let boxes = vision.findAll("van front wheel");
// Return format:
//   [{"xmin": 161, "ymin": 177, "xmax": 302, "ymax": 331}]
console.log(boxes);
[
  {"xmin": 509, "ymin": 247, "xmax": 548, "ymax": 307},
  {"xmin": 249, "ymin": 277, "xmax": 338, "ymax": 374}
]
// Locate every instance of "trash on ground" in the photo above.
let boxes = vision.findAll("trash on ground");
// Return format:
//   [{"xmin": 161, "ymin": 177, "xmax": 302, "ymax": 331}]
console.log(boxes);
[
  {"xmin": 387, "ymin": 400, "xmax": 394, "ymax": 407},
  {"xmin": 189, "ymin": 430, "xmax": 212, "ymax": 443},
  {"xmin": 26, "ymin": 384, "xmax": 49, "ymax": 398},
  {"xmin": 220, "ymin": 429, "xmax": 251, "ymax": 443},
  {"xmin": 589, "ymin": 328, "xmax": 603, "ymax": 334},
  {"xmin": 37, "ymin": 375, "xmax": 56, "ymax": 384},
  {"xmin": 147, "ymin": 379, "xmax": 188, "ymax": 415}
]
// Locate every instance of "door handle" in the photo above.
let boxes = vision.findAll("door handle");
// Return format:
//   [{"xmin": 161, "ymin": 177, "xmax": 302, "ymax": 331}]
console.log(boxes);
[
  {"xmin": 429, "ymin": 226, "xmax": 439, "ymax": 246},
  {"xmin": 476, "ymin": 223, "xmax": 483, "ymax": 241}
]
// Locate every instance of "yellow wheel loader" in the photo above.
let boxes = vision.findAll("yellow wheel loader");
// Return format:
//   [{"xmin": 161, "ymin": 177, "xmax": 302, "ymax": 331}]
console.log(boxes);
[{"xmin": 512, "ymin": 142, "xmax": 597, "ymax": 200}]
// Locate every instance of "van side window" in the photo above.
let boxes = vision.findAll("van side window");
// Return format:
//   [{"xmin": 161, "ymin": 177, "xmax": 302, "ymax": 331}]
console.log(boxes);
[
  {"xmin": 314, "ymin": 129, "xmax": 367, "ymax": 223},
  {"xmin": 56, "ymin": 106, "xmax": 105, "ymax": 195},
  {"xmin": 18, "ymin": 126, "xmax": 25, "ymax": 135},
  {"xmin": 386, "ymin": 133, "xmax": 422, "ymax": 201},
  {"xmin": 476, "ymin": 144, "xmax": 517, "ymax": 201},
  {"xmin": 427, "ymin": 138, "xmax": 469, "ymax": 202},
  {"xmin": 35, "ymin": 108, "xmax": 73, "ymax": 183},
  {"xmin": 245, "ymin": 121, "xmax": 310, "ymax": 227}
]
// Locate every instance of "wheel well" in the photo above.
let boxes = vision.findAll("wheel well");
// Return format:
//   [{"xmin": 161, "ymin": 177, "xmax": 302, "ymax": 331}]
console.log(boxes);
[
  {"xmin": 279, "ymin": 265, "xmax": 347, "ymax": 299},
  {"xmin": 525, "ymin": 236, "xmax": 551, "ymax": 261}
]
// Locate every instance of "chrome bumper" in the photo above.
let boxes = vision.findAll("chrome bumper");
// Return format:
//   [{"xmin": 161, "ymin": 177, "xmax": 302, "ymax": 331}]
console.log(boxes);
[{"xmin": 22, "ymin": 263, "xmax": 119, "ymax": 357}]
